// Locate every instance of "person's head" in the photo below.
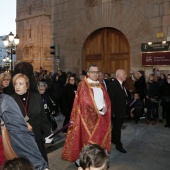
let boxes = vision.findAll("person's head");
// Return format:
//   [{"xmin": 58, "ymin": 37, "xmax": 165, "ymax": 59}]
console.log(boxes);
[
  {"xmin": 137, "ymin": 70, "xmax": 144, "ymax": 78},
  {"xmin": 98, "ymin": 72, "xmax": 104, "ymax": 82},
  {"xmin": 148, "ymin": 73, "xmax": 157, "ymax": 82},
  {"xmin": 167, "ymin": 74, "xmax": 170, "ymax": 84},
  {"xmin": 153, "ymin": 67, "xmax": 159, "ymax": 73},
  {"xmin": 87, "ymin": 64, "xmax": 99, "ymax": 81},
  {"xmin": 160, "ymin": 73, "xmax": 166, "ymax": 80},
  {"xmin": 78, "ymin": 144, "xmax": 109, "ymax": 170},
  {"xmin": 0, "ymin": 72, "xmax": 11, "ymax": 88},
  {"xmin": 14, "ymin": 62, "xmax": 37, "ymax": 93},
  {"xmin": 104, "ymin": 73, "xmax": 110, "ymax": 80},
  {"xmin": 67, "ymin": 71, "xmax": 72, "ymax": 77},
  {"xmin": 66, "ymin": 75, "xmax": 76, "ymax": 85},
  {"xmin": 37, "ymin": 81, "xmax": 48, "ymax": 94},
  {"xmin": 81, "ymin": 70, "xmax": 87, "ymax": 76},
  {"xmin": 58, "ymin": 70, "xmax": 63, "ymax": 76},
  {"xmin": 80, "ymin": 75, "xmax": 85, "ymax": 81},
  {"xmin": 134, "ymin": 93, "xmax": 140, "ymax": 100},
  {"xmin": 1, "ymin": 157, "xmax": 34, "ymax": 170},
  {"xmin": 13, "ymin": 73, "xmax": 30, "ymax": 95},
  {"xmin": 115, "ymin": 69, "xmax": 127, "ymax": 82}
]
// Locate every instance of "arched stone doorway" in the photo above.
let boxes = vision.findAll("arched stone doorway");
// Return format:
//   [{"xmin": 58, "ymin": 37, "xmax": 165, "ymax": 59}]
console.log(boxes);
[{"xmin": 82, "ymin": 28, "xmax": 130, "ymax": 75}]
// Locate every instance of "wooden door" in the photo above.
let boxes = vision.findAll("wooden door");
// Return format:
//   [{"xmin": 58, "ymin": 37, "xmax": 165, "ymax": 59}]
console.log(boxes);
[{"xmin": 82, "ymin": 28, "xmax": 130, "ymax": 75}]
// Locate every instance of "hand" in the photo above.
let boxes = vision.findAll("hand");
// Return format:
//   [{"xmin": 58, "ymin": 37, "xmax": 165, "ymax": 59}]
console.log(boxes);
[
  {"xmin": 27, "ymin": 123, "xmax": 32, "ymax": 131},
  {"xmin": 45, "ymin": 134, "xmax": 53, "ymax": 144},
  {"xmin": 51, "ymin": 111, "xmax": 55, "ymax": 115}
]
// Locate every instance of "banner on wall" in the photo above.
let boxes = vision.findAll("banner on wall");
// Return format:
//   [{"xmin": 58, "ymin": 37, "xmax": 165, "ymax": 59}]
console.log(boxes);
[{"xmin": 142, "ymin": 52, "xmax": 170, "ymax": 65}]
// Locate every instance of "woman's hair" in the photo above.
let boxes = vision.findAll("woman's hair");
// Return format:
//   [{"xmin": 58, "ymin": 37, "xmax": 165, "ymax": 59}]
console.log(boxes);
[
  {"xmin": 12, "ymin": 73, "xmax": 30, "ymax": 89},
  {"xmin": 0, "ymin": 73, "xmax": 11, "ymax": 85},
  {"xmin": 79, "ymin": 144, "xmax": 109, "ymax": 170},
  {"xmin": 1, "ymin": 157, "xmax": 34, "ymax": 170},
  {"xmin": 13, "ymin": 62, "xmax": 37, "ymax": 92},
  {"xmin": 65, "ymin": 75, "xmax": 76, "ymax": 85},
  {"xmin": 37, "ymin": 81, "xmax": 48, "ymax": 89},
  {"xmin": 138, "ymin": 70, "xmax": 144, "ymax": 76}
]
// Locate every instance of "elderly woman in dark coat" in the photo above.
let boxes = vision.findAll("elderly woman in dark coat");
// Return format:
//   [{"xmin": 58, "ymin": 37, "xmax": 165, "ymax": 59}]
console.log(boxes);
[{"xmin": 11, "ymin": 73, "xmax": 51, "ymax": 163}]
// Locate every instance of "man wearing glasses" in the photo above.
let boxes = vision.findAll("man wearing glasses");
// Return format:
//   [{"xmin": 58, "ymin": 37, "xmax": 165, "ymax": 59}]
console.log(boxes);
[{"xmin": 62, "ymin": 64, "xmax": 111, "ymax": 165}]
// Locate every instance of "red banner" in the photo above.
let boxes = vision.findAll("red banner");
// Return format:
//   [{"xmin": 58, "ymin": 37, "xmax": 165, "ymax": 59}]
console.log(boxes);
[{"xmin": 142, "ymin": 52, "xmax": 170, "ymax": 65}]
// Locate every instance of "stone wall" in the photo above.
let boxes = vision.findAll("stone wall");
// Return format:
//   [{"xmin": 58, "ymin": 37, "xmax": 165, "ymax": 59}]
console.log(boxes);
[
  {"xmin": 52, "ymin": 0, "xmax": 170, "ymax": 75},
  {"xmin": 16, "ymin": 0, "xmax": 170, "ymax": 75},
  {"xmin": 16, "ymin": 0, "xmax": 52, "ymax": 72}
]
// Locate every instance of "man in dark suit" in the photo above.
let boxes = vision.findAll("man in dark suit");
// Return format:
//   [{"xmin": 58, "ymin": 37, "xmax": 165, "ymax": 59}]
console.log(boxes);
[
  {"xmin": 108, "ymin": 69, "xmax": 127, "ymax": 153},
  {"xmin": 98, "ymin": 71, "xmax": 110, "ymax": 91}
]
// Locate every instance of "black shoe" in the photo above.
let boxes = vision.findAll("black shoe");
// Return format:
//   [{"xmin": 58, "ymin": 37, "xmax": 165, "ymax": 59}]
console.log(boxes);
[{"xmin": 116, "ymin": 147, "xmax": 127, "ymax": 153}]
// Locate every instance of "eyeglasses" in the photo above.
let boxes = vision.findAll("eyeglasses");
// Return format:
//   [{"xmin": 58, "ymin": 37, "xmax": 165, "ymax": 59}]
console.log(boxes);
[{"xmin": 88, "ymin": 71, "xmax": 99, "ymax": 74}]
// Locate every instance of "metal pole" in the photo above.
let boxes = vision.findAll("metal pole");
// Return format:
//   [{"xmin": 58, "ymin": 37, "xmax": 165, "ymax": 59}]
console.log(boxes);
[{"xmin": 11, "ymin": 47, "xmax": 13, "ymax": 70}]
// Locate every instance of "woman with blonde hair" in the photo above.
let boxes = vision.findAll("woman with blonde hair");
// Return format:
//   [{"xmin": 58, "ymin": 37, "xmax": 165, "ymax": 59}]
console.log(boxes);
[
  {"xmin": 0, "ymin": 72, "xmax": 11, "ymax": 93},
  {"xmin": 11, "ymin": 73, "xmax": 51, "ymax": 163},
  {"xmin": 145, "ymin": 73, "xmax": 160, "ymax": 125}
]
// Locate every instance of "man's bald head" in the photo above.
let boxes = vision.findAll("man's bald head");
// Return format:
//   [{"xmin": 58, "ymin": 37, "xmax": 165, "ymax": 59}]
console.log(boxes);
[{"xmin": 115, "ymin": 69, "xmax": 127, "ymax": 82}]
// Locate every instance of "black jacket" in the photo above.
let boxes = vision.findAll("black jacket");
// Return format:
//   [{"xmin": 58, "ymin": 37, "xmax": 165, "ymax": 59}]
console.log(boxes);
[
  {"xmin": 11, "ymin": 91, "xmax": 51, "ymax": 141},
  {"xmin": 108, "ymin": 79, "xmax": 127, "ymax": 118},
  {"xmin": 134, "ymin": 75, "xmax": 146, "ymax": 99},
  {"xmin": 61, "ymin": 84, "xmax": 77, "ymax": 116}
]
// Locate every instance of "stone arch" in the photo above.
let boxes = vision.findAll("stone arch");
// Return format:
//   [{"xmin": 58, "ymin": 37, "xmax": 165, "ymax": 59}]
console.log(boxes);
[{"xmin": 60, "ymin": 1, "xmax": 155, "ymax": 73}]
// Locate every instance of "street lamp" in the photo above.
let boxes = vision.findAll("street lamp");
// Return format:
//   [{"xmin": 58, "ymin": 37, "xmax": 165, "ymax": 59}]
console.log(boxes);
[
  {"xmin": 3, "ymin": 32, "xmax": 19, "ymax": 70},
  {"xmin": 3, "ymin": 56, "xmax": 12, "ymax": 72}
]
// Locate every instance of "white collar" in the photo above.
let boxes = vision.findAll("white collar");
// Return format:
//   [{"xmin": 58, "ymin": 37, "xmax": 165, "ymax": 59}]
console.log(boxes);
[
  {"xmin": 117, "ymin": 79, "xmax": 123, "ymax": 86},
  {"xmin": 87, "ymin": 78, "xmax": 99, "ymax": 83}
]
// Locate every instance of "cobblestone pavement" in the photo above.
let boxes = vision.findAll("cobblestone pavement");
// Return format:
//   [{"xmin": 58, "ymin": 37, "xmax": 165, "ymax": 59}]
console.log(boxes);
[{"xmin": 47, "ymin": 115, "xmax": 170, "ymax": 170}]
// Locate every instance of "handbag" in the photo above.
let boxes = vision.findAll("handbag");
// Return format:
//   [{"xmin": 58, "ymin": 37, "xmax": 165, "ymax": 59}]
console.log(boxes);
[{"xmin": 1, "ymin": 122, "xmax": 17, "ymax": 160}]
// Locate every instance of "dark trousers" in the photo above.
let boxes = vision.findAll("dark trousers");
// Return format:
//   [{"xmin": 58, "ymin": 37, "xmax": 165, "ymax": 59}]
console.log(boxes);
[
  {"xmin": 36, "ymin": 139, "xmax": 48, "ymax": 163},
  {"xmin": 62, "ymin": 112, "xmax": 71, "ymax": 132},
  {"xmin": 112, "ymin": 117, "xmax": 124, "ymax": 148},
  {"xmin": 133, "ymin": 110, "xmax": 141, "ymax": 123},
  {"xmin": 147, "ymin": 103, "xmax": 157, "ymax": 121}
]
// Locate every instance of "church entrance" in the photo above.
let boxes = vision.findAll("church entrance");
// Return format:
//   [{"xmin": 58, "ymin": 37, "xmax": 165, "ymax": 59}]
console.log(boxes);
[{"xmin": 82, "ymin": 28, "xmax": 130, "ymax": 75}]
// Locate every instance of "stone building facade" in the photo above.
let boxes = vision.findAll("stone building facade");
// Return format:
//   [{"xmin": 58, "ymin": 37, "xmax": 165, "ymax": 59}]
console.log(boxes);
[
  {"xmin": 16, "ymin": 0, "xmax": 170, "ymax": 76},
  {"xmin": 16, "ymin": 0, "xmax": 52, "ymax": 71}
]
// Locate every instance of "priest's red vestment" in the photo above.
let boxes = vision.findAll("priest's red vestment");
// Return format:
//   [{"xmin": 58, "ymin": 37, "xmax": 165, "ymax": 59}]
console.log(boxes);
[{"xmin": 62, "ymin": 77, "xmax": 111, "ymax": 161}]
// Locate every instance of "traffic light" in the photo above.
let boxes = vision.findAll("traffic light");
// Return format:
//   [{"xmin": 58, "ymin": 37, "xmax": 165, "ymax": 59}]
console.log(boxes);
[{"xmin": 50, "ymin": 44, "xmax": 60, "ymax": 58}]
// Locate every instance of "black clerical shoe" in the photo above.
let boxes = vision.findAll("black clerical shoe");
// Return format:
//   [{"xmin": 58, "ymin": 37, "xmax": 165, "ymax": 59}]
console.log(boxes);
[{"xmin": 116, "ymin": 147, "xmax": 127, "ymax": 153}]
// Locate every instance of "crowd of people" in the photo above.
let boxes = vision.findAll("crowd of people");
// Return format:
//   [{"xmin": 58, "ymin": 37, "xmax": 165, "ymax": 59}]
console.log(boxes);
[{"xmin": 0, "ymin": 62, "xmax": 170, "ymax": 169}]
